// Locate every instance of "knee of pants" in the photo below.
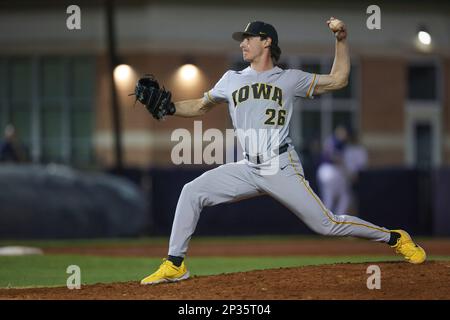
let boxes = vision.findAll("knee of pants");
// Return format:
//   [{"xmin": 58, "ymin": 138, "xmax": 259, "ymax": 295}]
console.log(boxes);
[
  {"xmin": 180, "ymin": 179, "xmax": 207, "ymax": 207},
  {"xmin": 308, "ymin": 215, "xmax": 335, "ymax": 236}
]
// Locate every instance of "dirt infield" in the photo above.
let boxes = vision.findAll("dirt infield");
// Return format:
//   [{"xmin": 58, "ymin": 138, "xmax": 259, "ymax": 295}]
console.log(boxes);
[
  {"xmin": 1, "ymin": 261, "xmax": 449, "ymax": 300},
  {"xmin": 1, "ymin": 238, "xmax": 450, "ymax": 300}
]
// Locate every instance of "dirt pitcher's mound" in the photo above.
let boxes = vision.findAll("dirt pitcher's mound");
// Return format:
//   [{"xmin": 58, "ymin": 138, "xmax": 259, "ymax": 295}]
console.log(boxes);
[{"xmin": 1, "ymin": 261, "xmax": 449, "ymax": 300}]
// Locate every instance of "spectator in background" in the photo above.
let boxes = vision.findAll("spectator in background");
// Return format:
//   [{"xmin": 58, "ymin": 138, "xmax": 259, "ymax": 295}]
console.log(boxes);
[
  {"xmin": 0, "ymin": 124, "xmax": 28, "ymax": 163},
  {"xmin": 316, "ymin": 125, "xmax": 350, "ymax": 215},
  {"xmin": 300, "ymin": 137, "xmax": 322, "ymax": 192},
  {"xmin": 343, "ymin": 131, "xmax": 368, "ymax": 216}
]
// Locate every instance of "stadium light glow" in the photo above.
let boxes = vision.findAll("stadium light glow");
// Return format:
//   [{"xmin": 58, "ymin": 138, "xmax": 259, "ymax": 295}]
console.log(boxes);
[
  {"xmin": 179, "ymin": 64, "xmax": 199, "ymax": 81},
  {"xmin": 114, "ymin": 64, "xmax": 132, "ymax": 82},
  {"xmin": 418, "ymin": 31, "xmax": 431, "ymax": 45}
]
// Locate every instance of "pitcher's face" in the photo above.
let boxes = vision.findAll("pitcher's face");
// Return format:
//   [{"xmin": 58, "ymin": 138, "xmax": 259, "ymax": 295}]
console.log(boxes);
[{"xmin": 240, "ymin": 36, "xmax": 267, "ymax": 62}]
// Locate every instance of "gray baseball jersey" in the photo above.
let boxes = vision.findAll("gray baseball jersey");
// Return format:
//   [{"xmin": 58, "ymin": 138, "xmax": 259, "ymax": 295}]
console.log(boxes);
[
  {"xmin": 168, "ymin": 66, "xmax": 391, "ymax": 258},
  {"xmin": 205, "ymin": 66, "xmax": 317, "ymax": 157}
]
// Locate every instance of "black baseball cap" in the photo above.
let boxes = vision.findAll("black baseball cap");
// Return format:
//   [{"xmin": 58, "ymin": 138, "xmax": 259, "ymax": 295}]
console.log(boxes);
[{"xmin": 232, "ymin": 21, "xmax": 278, "ymax": 46}]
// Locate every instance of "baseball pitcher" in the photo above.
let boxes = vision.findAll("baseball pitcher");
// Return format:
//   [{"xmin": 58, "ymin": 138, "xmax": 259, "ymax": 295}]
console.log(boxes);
[{"xmin": 134, "ymin": 18, "xmax": 426, "ymax": 285}]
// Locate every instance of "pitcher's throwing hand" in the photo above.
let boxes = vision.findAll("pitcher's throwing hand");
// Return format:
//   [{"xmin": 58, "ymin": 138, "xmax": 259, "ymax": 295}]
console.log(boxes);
[{"xmin": 327, "ymin": 17, "xmax": 347, "ymax": 41}]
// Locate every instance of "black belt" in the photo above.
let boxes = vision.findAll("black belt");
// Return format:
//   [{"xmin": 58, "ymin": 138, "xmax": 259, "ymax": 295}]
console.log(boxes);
[{"xmin": 245, "ymin": 144, "xmax": 289, "ymax": 165}]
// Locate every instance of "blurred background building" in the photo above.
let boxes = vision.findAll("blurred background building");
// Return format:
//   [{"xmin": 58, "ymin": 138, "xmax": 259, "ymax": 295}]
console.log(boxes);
[
  {"xmin": 0, "ymin": 0, "xmax": 449, "ymax": 238},
  {"xmin": 1, "ymin": 0, "xmax": 449, "ymax": 169}
]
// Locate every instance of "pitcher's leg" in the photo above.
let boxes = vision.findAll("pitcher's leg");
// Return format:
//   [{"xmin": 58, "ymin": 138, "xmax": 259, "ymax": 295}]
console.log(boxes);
[
  {"xmin": 295, "ymin": 176, "xmax": 390, "ymax": 241},
  {"xmin": 261, "ymin": 151, "xmax": 390, "ymax": 242},
  {"xmin": 169, "ymin": 162, "xmax": 260, "ymax": 257}
]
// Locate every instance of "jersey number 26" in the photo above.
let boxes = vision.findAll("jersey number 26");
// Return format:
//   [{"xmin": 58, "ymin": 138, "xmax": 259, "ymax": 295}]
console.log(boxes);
[{"xmin": 264, "ymin": 109, "xmax": 286, "ymax": 126}]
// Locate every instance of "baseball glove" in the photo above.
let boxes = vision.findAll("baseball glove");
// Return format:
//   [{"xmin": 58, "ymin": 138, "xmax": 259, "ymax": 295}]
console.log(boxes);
[{"xmin": 131, "ymin": 74, "xmax": 176, "ymax": 120}]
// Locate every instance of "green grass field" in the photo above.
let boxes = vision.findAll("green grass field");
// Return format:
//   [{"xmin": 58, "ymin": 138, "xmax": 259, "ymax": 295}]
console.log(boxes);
[
  {"xmin": 0, "ymin": 255, "xmax": 400, "ymax": 288},
  {"xmin": 1, "ymin": 237, "xmax": 449, "ymax": 289}
]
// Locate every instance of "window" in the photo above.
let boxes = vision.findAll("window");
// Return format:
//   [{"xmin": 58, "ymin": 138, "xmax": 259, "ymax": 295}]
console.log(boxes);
[
  {"xmin": 0, "ymin": 60, "xmax": 6, "ymax": 130},
  {"xmin": 9, "ymin": 59, "xmax": 33, "ymax": 150},
  {"xmin": 408, "ymin": 65, "xmax": 437, "ymax": 100},
  {"xmin": 405, "ymin": 61, "xmax": 442, "ymax": 168},
  {"xmin": 41, "ymin": 57, "xmax": 64, "ymax": 162},
  {"xmin": 414, "ymin": 123, "xmax": 432, "ymax": 169},
  {"xmin": 0, "ymin": 56, "xmax": 95, "ymax": 167},
  {"xmin": 70, "ymin": 57, "xmax": 95, "ymax": 165}
]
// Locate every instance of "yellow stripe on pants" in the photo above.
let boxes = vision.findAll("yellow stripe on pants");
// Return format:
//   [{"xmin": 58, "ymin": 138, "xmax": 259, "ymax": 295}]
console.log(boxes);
[{"xmin": 287, "ymin": 151, "xmax": 390, "ymax": 234}]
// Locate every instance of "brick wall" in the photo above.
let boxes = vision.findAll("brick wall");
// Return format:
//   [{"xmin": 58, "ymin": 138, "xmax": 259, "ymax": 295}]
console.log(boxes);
[{"xmin": 360, "ymin": 57, "xmax": 406, "ymax": 167}]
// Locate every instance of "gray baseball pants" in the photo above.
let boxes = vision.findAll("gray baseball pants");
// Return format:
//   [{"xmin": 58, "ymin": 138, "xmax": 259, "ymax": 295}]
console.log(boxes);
[{"xmin": 168, "ymin": 148, "xmax": 391, "ymax": 258}]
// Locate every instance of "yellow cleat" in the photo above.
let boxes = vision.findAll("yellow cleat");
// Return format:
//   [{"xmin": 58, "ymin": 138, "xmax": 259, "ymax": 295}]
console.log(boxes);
[
  {"xmin": 390, "ymin": 230, "xmax": 426, "ymax": 264},
  {"xmin": 140, "ymin": 259, "xmax": 190, "ymax": 285}
]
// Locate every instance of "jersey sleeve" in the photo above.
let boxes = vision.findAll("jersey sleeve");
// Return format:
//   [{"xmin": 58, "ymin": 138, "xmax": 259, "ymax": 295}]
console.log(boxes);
[
  {"xmin": 292, "ymin": 69, "xmax": 319, "ymax": 99},
  {"xmin": 204, "ymin": 71, "xmax": 230, "ymax": 104}
]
